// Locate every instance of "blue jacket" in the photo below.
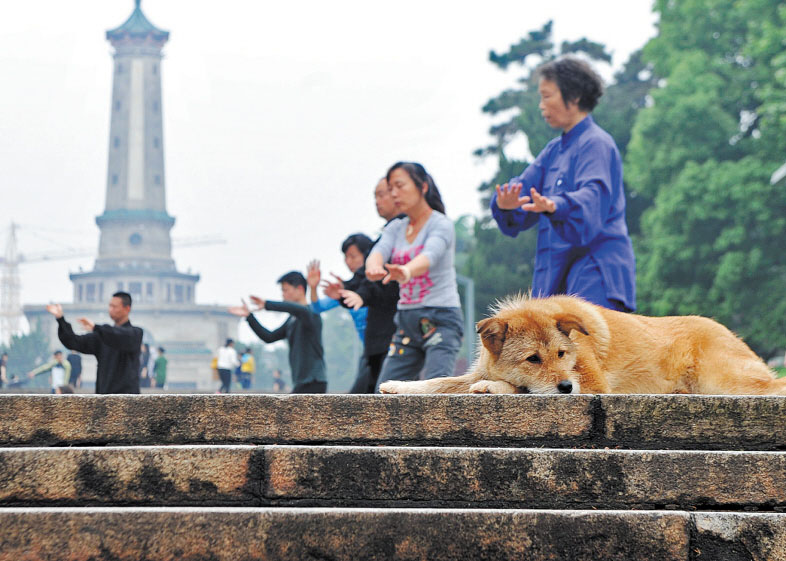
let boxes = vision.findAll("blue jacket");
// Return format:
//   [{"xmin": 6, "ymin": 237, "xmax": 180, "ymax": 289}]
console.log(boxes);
[{"xmin": 490, "ymin": 115, "xmax": 636, "ymax": 310}]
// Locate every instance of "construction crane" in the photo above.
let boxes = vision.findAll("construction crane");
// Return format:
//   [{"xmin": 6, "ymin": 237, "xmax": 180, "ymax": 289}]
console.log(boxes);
[{"xmin": 0, "ymin": 222, "xmax": 225, "ymax": 345}]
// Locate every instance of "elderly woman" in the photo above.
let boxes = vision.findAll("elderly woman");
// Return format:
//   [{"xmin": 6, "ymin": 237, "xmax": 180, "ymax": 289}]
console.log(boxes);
[{"xmin": 490, "ymin": 57, "xmax": 636, "ymax": 312}]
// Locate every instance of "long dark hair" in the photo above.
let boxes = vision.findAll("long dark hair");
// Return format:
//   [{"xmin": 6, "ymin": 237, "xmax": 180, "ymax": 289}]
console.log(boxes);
[{"xmin": 386, "ymin": 161, "xmax": 446, "ymax": 214}]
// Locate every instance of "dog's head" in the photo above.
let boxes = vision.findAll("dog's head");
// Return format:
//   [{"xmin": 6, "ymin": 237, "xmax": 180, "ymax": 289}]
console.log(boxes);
[{"xmin": 476, "ymin": 311, "xmax": 587, "ymax": 394}]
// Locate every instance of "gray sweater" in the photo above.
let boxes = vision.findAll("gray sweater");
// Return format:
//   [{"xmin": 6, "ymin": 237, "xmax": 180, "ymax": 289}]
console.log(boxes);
[{"xmin": 370, "ymin": 211, "xmax": 461, "ymax": 310}]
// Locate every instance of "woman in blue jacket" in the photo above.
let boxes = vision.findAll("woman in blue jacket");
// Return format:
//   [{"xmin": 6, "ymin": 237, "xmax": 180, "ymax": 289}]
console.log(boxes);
[{"xmin": 490, "ymin": 57, "xmax": 636, "ymax": 312}]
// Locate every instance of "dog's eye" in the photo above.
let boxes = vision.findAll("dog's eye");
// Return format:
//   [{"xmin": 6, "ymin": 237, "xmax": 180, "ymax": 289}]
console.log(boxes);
[
  {"xmin": 526, "ymin": 354, "xmax": 541, "ymax": 364},
  {"xmin": 558, "ymin": 350, "xmax": 565, "ymax": 358}
]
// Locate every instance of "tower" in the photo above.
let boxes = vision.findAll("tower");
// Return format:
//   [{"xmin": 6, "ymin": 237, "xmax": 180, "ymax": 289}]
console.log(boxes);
[{"xmin": 70, "ymin": 0, "xmax": 198, "ymax": 307}]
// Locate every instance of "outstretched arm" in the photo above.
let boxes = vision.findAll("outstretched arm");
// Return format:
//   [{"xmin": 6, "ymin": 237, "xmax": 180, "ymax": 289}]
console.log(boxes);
[
  {"xmin": 56, "ymin": 317, "xmax": 101, "ymax": 356},
  {"xmin": 91, "ymin": 323, "xmax": 143, "ymax": 352}
]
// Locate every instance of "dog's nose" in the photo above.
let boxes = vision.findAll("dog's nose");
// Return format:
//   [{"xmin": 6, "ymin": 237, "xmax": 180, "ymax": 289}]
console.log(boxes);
[{"xmin": 557, "ymin": 380, "xmax": 573, "ymax": 394}]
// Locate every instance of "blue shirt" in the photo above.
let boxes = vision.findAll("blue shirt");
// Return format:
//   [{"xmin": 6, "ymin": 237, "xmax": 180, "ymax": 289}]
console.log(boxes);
[
  {"xmin": 490, "ymin": 115, "xmax": 636, "ymax": 310},
  {"xmin": 310, "ymin": 297, "xmax": 368, "ymax": 343}
]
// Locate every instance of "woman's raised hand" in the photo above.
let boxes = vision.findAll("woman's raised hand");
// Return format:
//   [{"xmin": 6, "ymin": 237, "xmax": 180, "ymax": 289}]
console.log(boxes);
[{"xmin": 495, "ymin": 182, "xmax": 530, "ymax": 210}]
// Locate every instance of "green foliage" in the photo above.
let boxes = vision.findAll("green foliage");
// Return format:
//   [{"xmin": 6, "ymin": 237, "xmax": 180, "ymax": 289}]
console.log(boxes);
[
  {"xmin": 0, "ymin": 326, "xmax": 50, "ymax": 386},
  {"xmin": 637, "ymin": 158, "xmax": 786, "ymax": 356},
  {"xmin": 629, "ymin": 0, "xmax": 786, "ymax": 356}
]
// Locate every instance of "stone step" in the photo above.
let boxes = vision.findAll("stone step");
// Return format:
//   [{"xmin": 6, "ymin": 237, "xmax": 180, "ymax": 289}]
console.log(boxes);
[
  {"xmin": 0, "ymin": 507, "xmax": 784, "ymax": 561},
  {"xmin": 2, "ymin": 445, "xmax": 786, "ymax": 510},
  {"xmin": 1, "ymin": 394, "xmax": 785, "ymax": 450}
]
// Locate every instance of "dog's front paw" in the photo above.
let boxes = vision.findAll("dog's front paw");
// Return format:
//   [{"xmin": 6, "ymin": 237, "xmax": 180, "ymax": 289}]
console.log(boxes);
[
  {"xmin": 379, "ymin": 381, "xmax": 407, "ymax": 394},
  {"xmin": 469, "ymin": 380, "xmax": 493, "ymax": 394},
  {"xmin": 469, "ymin": 380, "xmax": 518, "ymax": 394}
]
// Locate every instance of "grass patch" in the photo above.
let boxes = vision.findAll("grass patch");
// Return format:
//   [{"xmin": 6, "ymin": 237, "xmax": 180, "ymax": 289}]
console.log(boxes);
[{"xmin": 775, "ymin": 367, "xmax": 786, "ymax": 378}]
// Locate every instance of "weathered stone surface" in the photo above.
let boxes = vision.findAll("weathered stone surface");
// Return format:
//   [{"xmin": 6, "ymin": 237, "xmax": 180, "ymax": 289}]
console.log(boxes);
[
  {"xmin": 693, "ymin": 512, "xmax": 786, "ymax": 561},
  {"xmin": 0, "ymin": 507, "xmax": 689, "ymax": 561},
  {"xmin": 265, "ymin": 446, "xmax": 786, "ymax": 510},
  {"xmin": 0, "ymin": 445, "xmax": 260, "ymax": 506},
  {"xmin": 0, "ymin": 394, "xmax": 594, "ymax": 447},
  {"xmin": 600, "ymin": 395, "xmax": 786, "ymax": 450}
]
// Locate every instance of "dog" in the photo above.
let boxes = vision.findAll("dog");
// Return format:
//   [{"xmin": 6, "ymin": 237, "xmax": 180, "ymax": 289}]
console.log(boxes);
[{"xmin": 379, "ymin": 294, "xmax": 786, "ymax": 395}]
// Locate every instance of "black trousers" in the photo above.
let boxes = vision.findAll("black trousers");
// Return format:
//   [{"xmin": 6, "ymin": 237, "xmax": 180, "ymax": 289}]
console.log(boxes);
[
  {"xmin": 218, "ymin": 368, "xmax": 232, "ymax": 393},
  {"xmin": 349, "ymin": 353, "xmax": 385, "ymax": 394},
  {"xmin": 292, "ymin": 380, "xmax": 327, "ymax": 394}
]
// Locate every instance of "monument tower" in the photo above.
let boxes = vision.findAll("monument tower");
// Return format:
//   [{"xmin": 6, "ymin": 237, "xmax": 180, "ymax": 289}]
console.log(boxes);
[
  {"xmin": 70, "ymin": 0, "xmax": 198, "ymax": 306},
  {"xmin": 25, "ymin": 1, "xmax": 236, "ymax": 390}
]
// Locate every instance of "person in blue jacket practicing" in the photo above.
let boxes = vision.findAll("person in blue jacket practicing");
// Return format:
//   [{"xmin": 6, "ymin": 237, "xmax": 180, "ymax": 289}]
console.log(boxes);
[{"xmin": 490, "ymin": 57, "xmax": 636, "ymax": 312}]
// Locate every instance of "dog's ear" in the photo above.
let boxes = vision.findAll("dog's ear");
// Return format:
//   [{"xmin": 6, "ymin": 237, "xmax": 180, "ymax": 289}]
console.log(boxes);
[
  {"xmin": 554, "ymin": 313, "xmax": 589, "ymax": 337},
  {"xmin": 477, "ymin": 317, "xmax": 508, "ymax": 356}
]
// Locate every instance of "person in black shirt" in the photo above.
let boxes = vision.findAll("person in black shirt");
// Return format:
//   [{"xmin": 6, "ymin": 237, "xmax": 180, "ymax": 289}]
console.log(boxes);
[
  {"xmin": 66, "ymin": 351, "xmax": 82, "ymax": 388},
  {"xmin": 229, "ymin": 272, "xmax": 327, "ymax": 394},
  {"xmin": 323, "ymin": 178, "xmax": 402, "ymax": 393},
  {"xmin": 45, "ymin": 291, "xmax": 143, "ymax": 394}
]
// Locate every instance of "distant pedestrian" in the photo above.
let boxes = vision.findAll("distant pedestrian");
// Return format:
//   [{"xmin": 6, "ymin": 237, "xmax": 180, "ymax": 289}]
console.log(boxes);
[
  {"xmin": 153, "ymin": 347, "xmax": 167, "ymax": 388},
  {"xmin": 45, "ymin": 292, "xmax": 143, "ymax": 394},
  {"xmin": 215, "ymin": 339, "xmax": 239, "ymax": 393},
  {"xmin": 28, "ymin": 350, "xmax": 71, "ymax": 394},
  {"xmin": 139, "ymin": 343, "xmax": 151, "ymax": 388},
  {"xmin": 239, "ymin": 347, "xmax": 255, "ymax": 389},
  {"xmin": 66, "ymin": 351, "xmax": 82, "ymax": 388}
]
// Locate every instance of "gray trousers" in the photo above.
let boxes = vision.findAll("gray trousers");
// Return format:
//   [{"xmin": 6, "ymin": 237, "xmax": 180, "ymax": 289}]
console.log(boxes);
[{"xmin": 375, "ymin": 307, "xmax": 463, "ymax": 392}]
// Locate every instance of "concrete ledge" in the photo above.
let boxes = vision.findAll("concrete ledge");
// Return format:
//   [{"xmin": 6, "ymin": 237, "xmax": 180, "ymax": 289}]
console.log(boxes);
[
  {"xmin": 2, "ymin": 445, "xmax": 786, "ymax": 510},
  {"xmin": 1, "ymin": 394, "xmax": 785, "ymax": 450},
  {"xmin": 693, "ymin": 512, "xmax": 786, "ymax": 560},
  {"xmin": 0, "ymin": 445, "xmax": 261, "ymax": 506},
  {"xmin": 600, "ymin": 395, "xmax": 786, "ymax": 450},
  {"xmin": 0, "ymin": 394, "xmax": 594, "ymax": 447},
  {"xmin": 0, "ymin": 507, "xmax": 689, "ymax": 561},
  {"xmin": 264, "ymin": 446, "xmax": 786, "ymax": 510}
]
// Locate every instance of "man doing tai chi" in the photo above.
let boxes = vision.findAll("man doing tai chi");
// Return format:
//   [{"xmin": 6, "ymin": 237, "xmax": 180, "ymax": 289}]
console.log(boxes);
[
  {"xmin": 45, "ymin": 291, "xmax": 143, "ymax": 394},
  {"xmin": 229, "ymin": 272, "xmax": 327, "ymax": 394}
]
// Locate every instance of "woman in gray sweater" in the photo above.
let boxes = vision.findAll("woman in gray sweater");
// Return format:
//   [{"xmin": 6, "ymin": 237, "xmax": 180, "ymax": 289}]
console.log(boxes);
[{"xmin": 366, "ymin": 162, "xmax": 463, "ymax": 391}]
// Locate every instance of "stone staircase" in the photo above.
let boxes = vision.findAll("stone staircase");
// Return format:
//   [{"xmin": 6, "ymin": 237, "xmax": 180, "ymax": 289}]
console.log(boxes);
[{"xmin": 1, "ymin": 393, "xmax": 785, "ymax": 560}]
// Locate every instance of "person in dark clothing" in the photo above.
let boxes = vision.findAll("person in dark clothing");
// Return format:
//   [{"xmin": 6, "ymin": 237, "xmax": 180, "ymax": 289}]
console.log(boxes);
[
  {"xmin": 139, "ymin": 343, "xmax": 151, "ymax": 388},
  {"xmin": 229, "ymin": 272, "xmax": 327, "ymax": 394},
  {"xmin": 66, "ymin": 351, "xmax": 82, "ymax": 388},
  {"xmin": 45, "ymin": 292, "xmax": 143, "ymax": 394},
  {"xmin": 324, "ymin": 178, "xmax": 402, "ymax": 393}
]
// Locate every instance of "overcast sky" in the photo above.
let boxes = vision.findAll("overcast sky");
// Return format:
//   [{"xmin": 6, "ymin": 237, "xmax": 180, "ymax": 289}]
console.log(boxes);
[{"xmin": 1, "ymin": 0, "xmax": 657, "ymax": 321}]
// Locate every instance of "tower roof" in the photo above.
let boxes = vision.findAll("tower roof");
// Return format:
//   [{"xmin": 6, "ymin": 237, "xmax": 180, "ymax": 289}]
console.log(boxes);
[{"xmin": 106, "ymin": 0, "xmax": 169, "ymax": 43}]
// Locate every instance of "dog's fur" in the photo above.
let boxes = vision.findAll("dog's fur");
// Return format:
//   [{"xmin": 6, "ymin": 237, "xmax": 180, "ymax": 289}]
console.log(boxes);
[{"xmin": 379, "ymin": 295, "xmax": 786, "ymax": 395}]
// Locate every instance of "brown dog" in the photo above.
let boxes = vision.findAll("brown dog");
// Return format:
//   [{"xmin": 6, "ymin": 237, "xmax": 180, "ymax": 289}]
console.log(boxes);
[{"xmin": 379, "ymin": 295, "xmax": 786, "ymax": 395}]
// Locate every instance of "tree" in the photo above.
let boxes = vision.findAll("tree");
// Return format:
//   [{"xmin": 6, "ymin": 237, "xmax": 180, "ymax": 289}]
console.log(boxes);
[
  {"xmin": 0, "ymin": 326, "xmax": 50, "ymax": 387},
  {"xmin": 628, "ymin": 0, "xmax": 786, "ymax": 356}
]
